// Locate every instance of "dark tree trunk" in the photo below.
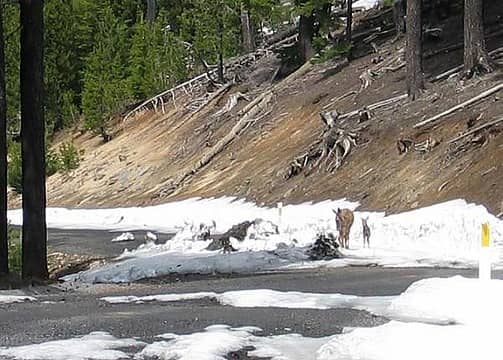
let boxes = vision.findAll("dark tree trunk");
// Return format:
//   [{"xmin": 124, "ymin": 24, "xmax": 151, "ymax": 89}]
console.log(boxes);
[
  {"xmin": 346, "ymin": 0, "xmax": 353, "ymax": 43},
  {"xmin": 298, "ymin": 13, "xmax": 315, "ymax": 63},
  {"xmin": 241, "ymin": 1, "xmax": 254, "ymax": 53},
  {"xmin": 20, "ymin": 0, "xmax": 47, "ymax": 281},
  {"xmin": 463, "ymin": 0, "xmax": 492, "ymax": 77},
  {"xmin": 406, "ymin": 0, "xmax": 424, "ymax": 100},
  {"xmin": 218, "ymin": 15, "xmax": 224, "ymax": 83},
  {"xmin": 0, "ymin": 1, "xmax": 8, "ymax": 276},
  {"xmin": 146, "ymin": 0, "xmax": 156, "ymax": 23},
  {"xmin": 393, "ymin": 0, "xmax": 406, "ymax": 34}
]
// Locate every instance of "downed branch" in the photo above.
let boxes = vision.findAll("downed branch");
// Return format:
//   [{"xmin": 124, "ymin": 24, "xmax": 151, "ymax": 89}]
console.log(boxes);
[
  {"xmin": 188, "ymin": 82, "xmax": 234, "ymax": 114},
  {"xmin": 213, "ymin": 92, "xmax": 250, "ymax": 117},
  {"xmin": 413, "ymin": 83, "xmax": 503, "ymax": 128},
  {"xmin": 448, "ymin": 116, "xmax": 503, "ymax": 144},
  {"xmin": 160, "ymin": 90, "xmax": 274, "ymax": 196},
  {"xmin": 337, "ymin": 93, "xmax": 408, "ymax": 121},
  {"xmin": 285, "ymin": 122, "xmax": 361, "ymax": 179}
]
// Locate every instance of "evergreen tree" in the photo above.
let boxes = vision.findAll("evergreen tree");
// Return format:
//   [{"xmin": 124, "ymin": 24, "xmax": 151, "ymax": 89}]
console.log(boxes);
[{"xmin": 81, "ymin": 5, "xmax": 131, "ymax": 133}]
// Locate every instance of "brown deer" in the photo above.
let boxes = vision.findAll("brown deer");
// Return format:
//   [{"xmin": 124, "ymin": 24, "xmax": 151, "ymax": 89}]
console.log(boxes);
[
  {"xmin": 333, "ymin": 208, "xmax": 354, "ymax": 249},
  {"xmin": 362, "ymin": 217, "xmax": 371, "ymax": 248}
]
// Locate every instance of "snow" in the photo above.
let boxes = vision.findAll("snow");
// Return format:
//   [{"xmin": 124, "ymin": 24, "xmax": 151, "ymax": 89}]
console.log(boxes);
[
  {"xmin": 110, "ymin": 232, "xmax": 134, "ymax": 242},
  {"xmin": 52, "ymin": 198, "xmax": 503, "ymax": 283},
  {"xmin": 136, "ymin": 325, "xmax": 331, "ymax": 360},
  {"xmin": 109, "ymin": 277, "xmax": 503, "ymax": 359},
  {"xmin": 8, "ymin": 197, "xmax": 503, "ymax": 283},
  {"xmin": 7, "ymin": 277, "xmax": 503, "ymax": 359},
  {"xmin": 0, "ymin": 331, "xmax": 144, "ymax": 360},
  {"xmin": 101, "ymin": 289, "xmax": 393, "ymax": 315},
  {"xmin": 0, "ymin": 290, "xmax": 37, "ymax": 304},
  {"xmin": 354, "ymin": 0, "xmax": 382, "ymax": 10}
]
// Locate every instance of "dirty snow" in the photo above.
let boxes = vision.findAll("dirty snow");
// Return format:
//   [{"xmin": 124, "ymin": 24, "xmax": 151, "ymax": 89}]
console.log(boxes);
[
  {"xmin": 0, "ymin": 294, "xmax": 36, "ymax": 304},
  {"xmin": 110, "ymin": 232, "xmax": 135, "ymax": 242},
  {"xmin": 5, "ymin": 277, "xmax": 503, "ymax": 359},
  {"xmin": 49, "ymin": 198, "xmax": 503, "ymax": 283},
  {"xmin": 0, "ymin": 332, "xmax": 144, "ymax": 360}
]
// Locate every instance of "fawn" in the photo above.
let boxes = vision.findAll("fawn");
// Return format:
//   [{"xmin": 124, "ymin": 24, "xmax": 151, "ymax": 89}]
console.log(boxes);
[{"xmin": 362, "ymin": 217, "xmax": 371, "ymax": 248}]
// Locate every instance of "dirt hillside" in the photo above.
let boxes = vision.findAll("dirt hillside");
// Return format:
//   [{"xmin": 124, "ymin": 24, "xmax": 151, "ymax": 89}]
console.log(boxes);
[{"xmin": 11, "ymin": 4, "xmax": 503, "ymax": 216}]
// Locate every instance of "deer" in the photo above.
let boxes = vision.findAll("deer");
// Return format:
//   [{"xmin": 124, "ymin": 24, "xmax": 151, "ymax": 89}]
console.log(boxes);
[
  {"xmin": 333, "ymin": 208, "xmax": 354, "ymax": 249},
  {"xmin": 362, "ymin": 217, "xmax": 371, "ymax": 248}
]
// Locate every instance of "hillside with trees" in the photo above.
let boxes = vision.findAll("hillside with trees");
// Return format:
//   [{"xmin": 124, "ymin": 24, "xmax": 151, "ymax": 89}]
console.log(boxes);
[{"xmin": 2, "ymin": 0, "xmax": 503, "ymax": 280}]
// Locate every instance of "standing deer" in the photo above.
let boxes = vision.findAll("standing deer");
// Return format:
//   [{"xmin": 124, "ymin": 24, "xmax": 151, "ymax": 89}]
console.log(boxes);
[
  {"xmin": 333, "ymin": 208, "xmax": 354, "ymax": 249},
  {"xmin": 362, "ymin": 217, "xmax": 371, "ymax": 248}
]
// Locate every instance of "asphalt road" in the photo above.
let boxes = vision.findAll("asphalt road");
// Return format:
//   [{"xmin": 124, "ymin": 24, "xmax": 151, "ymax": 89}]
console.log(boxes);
[
  {"xmin": 2, "ymin": 228, "xmax": 501, "ymax": 354},
  {"xmin": 46, "ymin": 228, "xmax": 172, "ymax": 258},
  {"xmin": 1, "ymin": 266, "xmax": 498, "ymax": 348}
]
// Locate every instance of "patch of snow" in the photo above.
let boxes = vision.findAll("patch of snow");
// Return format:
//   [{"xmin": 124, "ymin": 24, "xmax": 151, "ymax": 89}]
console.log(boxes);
[
  {"xmin": 0, "ymin": 331, "xmax": 144, "ymax": 360},
  {"xmin": 101, "ymin": 289, "xmax": 394, "ymax": 315},
  {"xmin": 135, "ymin": 325, "xmax": 331, "ymax": 360},
  {"xmin": 10, "ymin": 197, "xmax": 503, "ymax": 282},
  {"xmin": 354, "ymin": 0, "xmax": 382, "ymax": 10},
  {"xmin": 0, "ymin": 294, "xmax": 36, "ymax": 304},
  {"xmin": 110, "ymin": 232, "xmax": 135, "ymax": 242},
  {"xmin": 145, "ymin": 231, "xmax": 157, "ymax": 241},
  {"xmin": 316, "ymin": 321, "xmax": 499, "ymax": 360}
]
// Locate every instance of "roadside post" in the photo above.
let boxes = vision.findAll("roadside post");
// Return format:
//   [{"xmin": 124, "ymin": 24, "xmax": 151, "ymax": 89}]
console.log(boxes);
[
  {"xmin": 277, "ymin": 202, "xmax": 283, "ymax": 235},
  {"xmin": 479, "ymin": 222, "xmax": 492, "ymax": 280}
]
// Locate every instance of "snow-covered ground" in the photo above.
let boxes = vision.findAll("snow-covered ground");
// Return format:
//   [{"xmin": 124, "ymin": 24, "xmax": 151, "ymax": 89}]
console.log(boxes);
[
  {"xmin": 3, "ymin": 276, "xmax": 503, "ymax": 359},
  {"xmin": 8, "ymin": 197, "xmax": 503, "ymax": 283}
]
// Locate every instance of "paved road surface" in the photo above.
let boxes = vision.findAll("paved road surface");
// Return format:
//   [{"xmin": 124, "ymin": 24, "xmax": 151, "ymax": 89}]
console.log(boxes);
[
  {"xmin": 46, "ymin": 228, "xmax": 172, "ymax": 258},
  {"xmin": 1, "ymin": 266, "xmax": 499, "ymax": 347}
]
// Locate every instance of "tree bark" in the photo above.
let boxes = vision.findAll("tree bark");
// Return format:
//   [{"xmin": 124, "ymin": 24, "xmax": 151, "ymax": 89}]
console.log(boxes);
[
  {"xmin": 298, "ymin": 13, "xmax": 315, "ymax": 63},
  {"xmin": 393, "ymin": 0, "xmax": 406, "ymax": 34},
  {"xmin": 463, "ymin": 0, "xmax": 492, "ymax": 77},
  {"xmin": 20, "ymin": 0, "xmax": 47, "ymax": 281},
  {"xmin": 0, "ymin": 1, "xmax": 8, "ymax": 276},
  {"xmin": 406, "ymin": 0, "xmax": 424, "ymax": 100},
  {"xmin": 346, "ymin": 0, "xmax": 353, "ymax": 43},
  {"xmin": 241, "ymin": 1, "xmax": 254, "ymax": 53},
  {"xmin": 146, "ymin": 0, "xmax": 156, "ymax": 23}
]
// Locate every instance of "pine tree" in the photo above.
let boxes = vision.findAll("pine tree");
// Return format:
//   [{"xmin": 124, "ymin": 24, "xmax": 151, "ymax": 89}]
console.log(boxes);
[
  {"xmin": 463, "ymin": 0, "xmax": 492, "ymax": 77},
  {"xmin": 0, "ymin": 0, "xmax": 8, "ymax": 276},
  {"xmin": 406, "ymin": 0, "xmax": 424, "ymax": 100}
]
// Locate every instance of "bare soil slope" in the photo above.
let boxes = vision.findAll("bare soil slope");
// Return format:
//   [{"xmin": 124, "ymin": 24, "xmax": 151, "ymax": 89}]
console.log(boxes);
[{"xmin": 15, "ymin": 5, "xmax": 503, "ymax": 215}]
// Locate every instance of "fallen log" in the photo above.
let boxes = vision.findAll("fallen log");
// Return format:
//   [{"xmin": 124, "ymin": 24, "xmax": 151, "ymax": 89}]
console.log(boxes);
[
  {"xmin": 413, "ymin": 83, "xmax": 503, "ymax": 128},
  {"xmin": 447, "ymin": 116, "xmax": 503, "ymax": 144},
  {"xmin": 337, "ymin": 93, "xmax": 408, "ymax": 121}
]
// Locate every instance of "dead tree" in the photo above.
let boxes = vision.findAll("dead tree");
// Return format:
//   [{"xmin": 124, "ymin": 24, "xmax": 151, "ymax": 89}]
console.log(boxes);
[
  {"xmin": 241, "ymin": 1, "xmax": 255, "ymax": 53},
  {"xmin": 298, "ymin": 12, "xmax": 315, "ymax": 63},
  {"xmin": 463, "ymin": 0, "xmax": 493, "ymax": 77},
  {"xmin": 20, "ymin": 0, "xmax": 48, "ymax": 281},
  {"xmin": 406, "ymin": 0, "xmax": 424, "ymax": 100},
  {"xmin": 0, "ymin": 2, "xmax": 7, "ymax": 276}
]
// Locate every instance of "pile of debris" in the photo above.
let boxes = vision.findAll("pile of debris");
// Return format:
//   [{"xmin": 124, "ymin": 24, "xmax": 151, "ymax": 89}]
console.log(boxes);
[{"xmin": 307, "ymin": 233, "xmax": 342, "ymax": 260}]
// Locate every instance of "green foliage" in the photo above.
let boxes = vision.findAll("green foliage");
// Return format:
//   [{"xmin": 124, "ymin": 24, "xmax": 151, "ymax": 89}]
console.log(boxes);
[
  {"xmin": 383, "ymin": 0, "xmax": 394, "ymax": 6},
  {"xmin": 56, "ymin": 142, "xmax": 83, "ymax": 173},
  {"xmin": 7, "ymin": 142, "xmax": 22, "ymax": 193},
  {"xmin": 81, "ymin": 5, "xmax": 131, "ymax": 132},
  {"xmin": 7, "ymin": 225, "xmax": 21, "ymax": 275},
  {"xmin": 311, "ymin": 41, "xmax": 352, "ymax": 64}
]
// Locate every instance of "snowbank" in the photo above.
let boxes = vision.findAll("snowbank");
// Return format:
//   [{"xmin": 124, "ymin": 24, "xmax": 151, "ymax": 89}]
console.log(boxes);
[
  {"xmin": 0, "ymin": 332, "xmax": 143, "ymax": 360},
  {"xmin": 0, "ymin": 294, "xmax": 36, "ymax": 304}
]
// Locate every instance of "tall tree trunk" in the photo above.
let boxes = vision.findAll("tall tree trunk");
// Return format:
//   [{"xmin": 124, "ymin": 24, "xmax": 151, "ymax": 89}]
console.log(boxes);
[
  {"xmin": 298, "ymin": 13, "xmax": 315, "ymax": 63},
  {"xmin": 346, "ymin": 0, "xmax": 353, "ymax": 43},
  {"xmin": 346, "ymin": 0, "xmax": 353, "ymax": 59},
  {"xmin": 20, "ymin": 0, "xmax": 47, "ymax": 281},
  {"xmin": 393, "ymin": 0, "xmax": 406, "ymax": 35},
  {"xmin": 0, "ymin": 0, "xmax": 8, "ymax": 276},
  {"xmin": 217, "ymin": 10, "xmax": 225, "ymax": 83},
  {"xmin": 463, "ymin": 0, "xmax": 492, "ymax": 77},
  {"xmin": 241, "ymin": 1, "xmax": 254, "ymax": 53},
  {"xmin": 406, "ymin": 0, "xmax": 424, "ymax": 100},
  {"xmin": 146, "ymin": 0, "xmax": 156, "ymax": 23}
]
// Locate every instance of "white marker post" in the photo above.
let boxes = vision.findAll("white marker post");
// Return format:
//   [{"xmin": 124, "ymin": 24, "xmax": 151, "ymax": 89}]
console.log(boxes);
[
  {"xmin": 479, "ymin": 222, "xmax": 492, "ymax": 280},
  {"xmin": 277, "ymin": 202, "xmax": 283, "ymax": 235}
]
